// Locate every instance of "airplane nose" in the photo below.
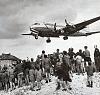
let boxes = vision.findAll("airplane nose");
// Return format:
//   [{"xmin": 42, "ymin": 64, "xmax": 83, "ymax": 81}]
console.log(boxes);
[
  {"xmin": 30, "ymin": 27, "xmax": 34, "ymax": 31},
  {"xmin": 30, "ymin": 27, "xmax": 39, "ymax": 34}
]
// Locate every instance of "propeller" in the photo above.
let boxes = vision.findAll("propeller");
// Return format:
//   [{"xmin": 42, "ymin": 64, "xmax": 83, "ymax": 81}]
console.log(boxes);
[
  {"xmin": 30, "ymin": 27, "xmax": 32, "ymax": 31},
  {"xmin": 65, "ymin": 19, "xmax": 69, "ymax": 26},
  {"xmin": 54, "ymin": 23, "xmax": 56, "ymax": 31},
  {"xmin": 29, "ymin": 25, "xmax": 33, "ymax": 31}
]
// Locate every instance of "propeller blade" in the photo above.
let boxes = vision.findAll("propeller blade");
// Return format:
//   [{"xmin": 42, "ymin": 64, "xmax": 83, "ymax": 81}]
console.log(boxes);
[
  {"xmin": 45, "ymin": 23, "xmax": 65, "ymax": 27},
  {"xmin": 65, "ymin": 19, "xmax": 68, "ymax": 25},
  {"xmin": 54, "ymin": 23, "xmax": 56, "ymax": 31},
  {"xmin": 30, "ymin": 27, "xmax": 32, "ymax": 31}
]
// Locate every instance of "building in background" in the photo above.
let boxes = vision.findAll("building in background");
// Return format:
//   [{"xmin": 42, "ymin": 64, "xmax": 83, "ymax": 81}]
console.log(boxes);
[{"xmin": 0, "ymin": 53, "xmax": 21, "ymax": 68}]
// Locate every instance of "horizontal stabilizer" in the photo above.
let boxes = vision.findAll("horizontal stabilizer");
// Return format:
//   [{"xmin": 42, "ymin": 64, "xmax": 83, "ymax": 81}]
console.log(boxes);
[{"xmin": 86, "ymin": 31, "xmax": 100, "ymax": 35}]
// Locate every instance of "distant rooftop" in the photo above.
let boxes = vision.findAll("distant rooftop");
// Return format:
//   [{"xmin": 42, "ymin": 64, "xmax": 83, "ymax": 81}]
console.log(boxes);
[{"xmin": 0, "ymin": 53, "xmax": 21, "ymax": 61}]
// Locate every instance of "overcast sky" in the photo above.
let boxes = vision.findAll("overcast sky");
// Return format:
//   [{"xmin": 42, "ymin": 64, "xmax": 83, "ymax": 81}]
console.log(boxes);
[{"xmin": 0, "ymin": 0, "xmax": 100, "ymax": 60}]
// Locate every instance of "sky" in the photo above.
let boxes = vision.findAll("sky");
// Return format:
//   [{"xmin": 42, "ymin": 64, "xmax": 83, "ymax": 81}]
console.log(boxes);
[{"xmin": 0, "ymin": 0, "xmax": 100, "ymax": 60}]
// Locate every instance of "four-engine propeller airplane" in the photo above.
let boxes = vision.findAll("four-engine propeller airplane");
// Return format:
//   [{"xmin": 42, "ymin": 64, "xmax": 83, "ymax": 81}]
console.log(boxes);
[{"xmin": 22, "ymin": 16, "xmax": 100, "ymax": 43}]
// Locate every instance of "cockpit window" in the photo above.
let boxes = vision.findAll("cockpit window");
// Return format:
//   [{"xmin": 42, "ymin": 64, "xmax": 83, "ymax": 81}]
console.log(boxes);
[{"xmin": 33, "ymin": 23, "xmax": 40, "ymax": 25}]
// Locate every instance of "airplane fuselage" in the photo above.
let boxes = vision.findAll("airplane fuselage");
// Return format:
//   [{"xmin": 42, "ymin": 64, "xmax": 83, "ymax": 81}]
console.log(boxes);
[
  {"xmin": 33, "ymin": 27, "xmax": 61, "ymax": 37},
  {"xmin": 33, "ymin": 26, "xmax": 80, "ymax": 37}
]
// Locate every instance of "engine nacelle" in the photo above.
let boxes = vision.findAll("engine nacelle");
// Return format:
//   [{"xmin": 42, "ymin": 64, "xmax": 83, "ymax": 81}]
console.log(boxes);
[
  {"xmin": 35, "ymin": 34, "xmax": 38, "ymax": 39},
  {"xmin": 63, "ymin": 36, "xmax": 68, "ymax": 40},
  {"xmin": 46, "ymin": 38, "xmax": 51, "ymax": 43},
  {"xmin": 31, "ymin": 32, "xmax": 38, "ymax": 39}
]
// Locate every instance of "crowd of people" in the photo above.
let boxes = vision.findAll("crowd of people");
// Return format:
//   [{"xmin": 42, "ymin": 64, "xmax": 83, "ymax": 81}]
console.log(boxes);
[{"xmin": 0, "ymin": 45, "xmax": 100, "ymax": 92}]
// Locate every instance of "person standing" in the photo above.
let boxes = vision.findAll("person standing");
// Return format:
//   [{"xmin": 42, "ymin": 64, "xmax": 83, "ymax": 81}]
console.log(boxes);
[
  {"xmin": 41, "ymin": 50, "xmax": 45, "ymax": 60},
  {"xmin": 86, "ymin": 61, "xmax": 95, "ymax": 87},
  {"xmin": 68, "ymin": 48, "xmax": 76, "ymax": 73},
  {"xmin": 8, "ymin": 66, "xmax": 15, "ymax": 91},
  {"xmin": 83, "ymin": 46, "xmax": 91, "ymax": 67},
  {"xmin": 23, "ymin": 60, "xmax": 31, "ymax": 86},
  {"xmin": 2, "ymin": 66, "xmax": 9, "ymax": 92},
  {"xmin": 35, "ymin": 66, "xmax": 42, "ymax": 91},
  {"xmin": 42, "ymin": 55, "xmax": 51, "ymax": 83},
  {"xmin": 14, "ymin": 61, "xmax": 23, "ymax": 88},
  {"xmin": 62, "ymin": 51, "xmax": 72, "ymax": 90},
  {"xmin": 94, "ymin": 45, "xmax": 100, "ymax": 72},
  {"xmin": 75, "ymin": 53, "xmax": 83, "ymax": 75},
  {"xmin": 29, "ymin": 65, "xmax": 35, "ymax": 91}
]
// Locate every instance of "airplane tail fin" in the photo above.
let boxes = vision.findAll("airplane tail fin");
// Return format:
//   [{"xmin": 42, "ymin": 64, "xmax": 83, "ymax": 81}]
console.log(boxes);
[{"xmin": 86, "ymin": 31, "xmax": 100, "ymax": 35}]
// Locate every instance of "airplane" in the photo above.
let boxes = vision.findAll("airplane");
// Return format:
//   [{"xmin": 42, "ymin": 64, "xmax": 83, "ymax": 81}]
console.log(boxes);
[{"xmin": 22, "ymin": 16, "xmax": 100, "ymax": 43}]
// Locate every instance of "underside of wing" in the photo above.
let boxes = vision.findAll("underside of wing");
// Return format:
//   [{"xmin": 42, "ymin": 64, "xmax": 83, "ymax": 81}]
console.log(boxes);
[
  {"xmin": 86, "ymin": 31, "xmax": 100, "ymax": 35},
  {"xmin": 74, "ymin": 16, "xmax": 100, "ymax": 29}
]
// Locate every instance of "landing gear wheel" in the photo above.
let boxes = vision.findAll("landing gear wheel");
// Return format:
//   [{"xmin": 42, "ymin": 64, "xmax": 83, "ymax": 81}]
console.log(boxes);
[
  {"xmin": 46, "ymin": 39, "xmax": 51, "ymax": 43},
  {"xmin": 35, "ymin": 35, "xmax": 38, "ymax": 39},
  {"xmin": 63, "ymin": 36, "xmax": 68, "ymax": 40}
]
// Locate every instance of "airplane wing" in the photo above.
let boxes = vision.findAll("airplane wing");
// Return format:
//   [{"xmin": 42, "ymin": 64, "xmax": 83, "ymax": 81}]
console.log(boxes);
[
  {"xmin": 86, "ymin": 31, "xmax": 100, "ymax": 35},
  {"xmin": 74, "ymin": 16, "xmax": 100, "ymax": 30},
  {"xmin": 22, "ymin": 33, "xmax": 32, "ymax": 35}
]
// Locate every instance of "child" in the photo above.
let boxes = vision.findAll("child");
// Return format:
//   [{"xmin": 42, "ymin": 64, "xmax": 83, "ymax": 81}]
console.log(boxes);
[
  {"xmin": 35, "ymin": 67, "xmax": 42, "ymax": 91},
  {"xmin": 76, "ymin": 54, "xmax": 82, "ymax": 75},
  {"xmin": 2, "ymin": 66, "xmax": 9, "ymax": 92},
  {"xmin": 8, "ymin": 66, "xmax": 15, "ymax": 91},
  {"xmin": 29, "ymin": 66, "xmax": 35, "ymax": 91},
  {"xmin": 86, "ymin": 61, "xmax": 95, "ymax": 87}
]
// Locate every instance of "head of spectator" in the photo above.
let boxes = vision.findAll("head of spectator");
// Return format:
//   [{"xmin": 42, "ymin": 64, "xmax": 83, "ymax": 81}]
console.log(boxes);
[
  {"xmin": 70, "ymin": 48, "xmax": 73, "ymax": 51},
  {"xmin": 37, "ymin": 55, "xmax": 41, "ymax": 59},
  {"xmin": 22, "ymin": 60, "xmax": 26, "ymax": 63},
  {"xmin": 76, "ymin": 52, "xmax": 80, "ymax": 56},
  {"xmin": 68, "ymin": 48, "xmax": 73, "ymax": 52},
  {"xmin": 42, "ymin": 50, "xmax": 45, "ymax": 54},
  {"xmin": 79, "ymin": 49, "xmax": 82, "ymax": 53},
  {"xmin": 94, "ymin": 45, "xmax": 98, "ymax": 49},
  {"xmin": 17, "ymin": 60, "xmax": 21, "ymax": 64},
  {"xmin": 31, "ymin": 58, "xmax": 34, "ymax": 62},
  {"xmin": 84, "ymin": 46, "xmax": 88, "ymax": 49},
  {"xmin": 63, "ymin": 51, "xmax": 67, "ymax": 55},
  {"xmin": 26, "ymin": 57, "xmax": 30, "ymax": 62},
  {"xmin": 56, "ymin": 49, "xmax": 59, "ymax": 53}
]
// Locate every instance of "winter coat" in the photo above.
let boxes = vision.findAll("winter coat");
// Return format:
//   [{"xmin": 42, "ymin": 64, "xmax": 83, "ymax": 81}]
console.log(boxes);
[{"xmin": 55, "ymin": 61, "xmax": 71, "ymax": 82}]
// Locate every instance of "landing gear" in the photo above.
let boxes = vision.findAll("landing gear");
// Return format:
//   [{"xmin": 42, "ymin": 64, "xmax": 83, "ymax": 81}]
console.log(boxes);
[
  {"xmin": 46, "ymin": 38, "xmax": 51, "ymax": 43},
  {"xmin": 35, "ymin": 34, "xmax": 38, "ymax": 39},
  {"xmin": 63, "ymin": 36, "xmax": 68, "ymax": 40}
]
